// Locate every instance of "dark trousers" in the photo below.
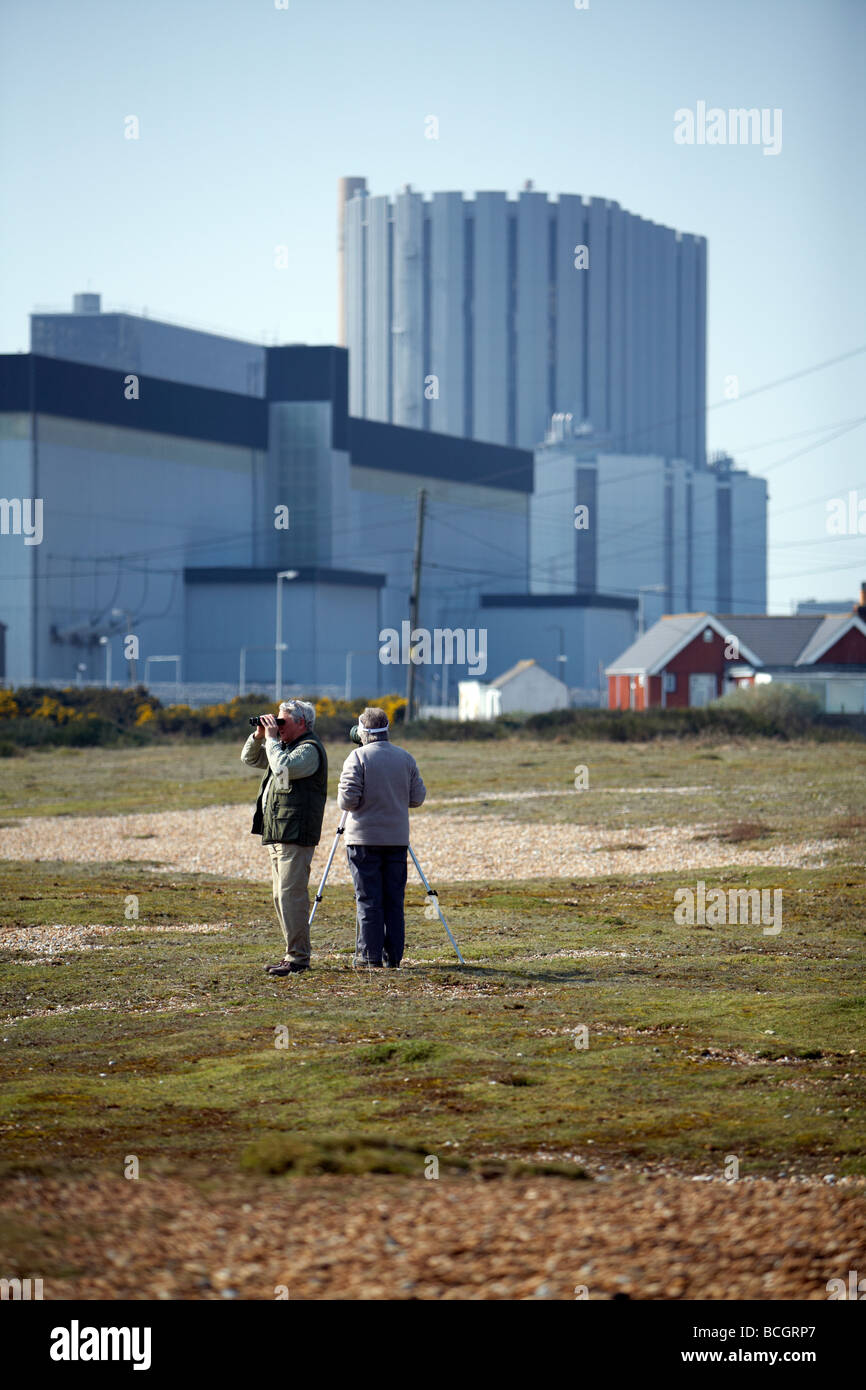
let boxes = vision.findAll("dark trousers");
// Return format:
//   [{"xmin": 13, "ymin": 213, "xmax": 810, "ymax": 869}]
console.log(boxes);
[{"xmin": 346, "ymin": 844, "xmax": 408, "ymax": 966}]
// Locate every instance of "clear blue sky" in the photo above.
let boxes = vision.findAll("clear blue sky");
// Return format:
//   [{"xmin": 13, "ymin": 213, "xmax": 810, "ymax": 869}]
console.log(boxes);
[{"xmin": 1, "ymin": 0, "xmax": 863, "ymax": 611}]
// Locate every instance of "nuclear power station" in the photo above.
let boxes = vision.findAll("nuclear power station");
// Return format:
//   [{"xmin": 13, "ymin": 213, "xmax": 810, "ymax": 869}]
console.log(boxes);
[{"xmin": 0, "ymin": 179, "xmax": 767, "ymax": 698}]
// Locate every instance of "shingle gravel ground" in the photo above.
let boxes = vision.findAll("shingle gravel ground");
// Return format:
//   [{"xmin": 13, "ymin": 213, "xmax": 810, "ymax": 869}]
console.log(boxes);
[
  {"xmin": 0, "ymin": 798, "xmax": 837, "ymax": 886},
  {"xmin": 3, "ymin": 1173, "xmax": 863, "ymax": 1300}
]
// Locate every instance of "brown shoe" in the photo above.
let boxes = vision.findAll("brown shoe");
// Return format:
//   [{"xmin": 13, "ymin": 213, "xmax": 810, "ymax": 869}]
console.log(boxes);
[
  {"xmin": 269, "ymin": 961, "xmax": 310, "ymax": 976},
  {"xmin": 264, "ymin": 958, "xmax": 290, "ymax": 973}
]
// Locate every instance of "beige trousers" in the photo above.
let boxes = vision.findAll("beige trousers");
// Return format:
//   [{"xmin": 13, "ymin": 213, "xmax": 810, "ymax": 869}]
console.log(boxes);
[{"xmin": 267, "ymin": 842, "xmax": 316, "ymax": 963}]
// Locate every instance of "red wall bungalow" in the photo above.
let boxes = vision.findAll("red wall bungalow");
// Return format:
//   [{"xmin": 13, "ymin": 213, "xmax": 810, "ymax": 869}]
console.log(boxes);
[{"xmin": 606, "ymin": 591, "xmax": 866, "ymax": 713}]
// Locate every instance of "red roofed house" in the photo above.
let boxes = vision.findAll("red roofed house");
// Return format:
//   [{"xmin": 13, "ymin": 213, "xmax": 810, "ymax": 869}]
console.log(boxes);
[{"xmin": 605, "ymin": 585, "xmax": 866, "ymax": 713}]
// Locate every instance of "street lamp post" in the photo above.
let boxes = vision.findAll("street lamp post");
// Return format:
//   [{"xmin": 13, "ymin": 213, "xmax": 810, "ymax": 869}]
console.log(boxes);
[
  {"xmin": 637, "ymin": 585, "xmax": 668, "ymax": 636},
  {"xmin": 546, "ymin": 625, "xmax": 567, "ymax": 678},
  {"xmin": 345, "ymin": 648, "xmax": 378, "ymax": 702},
  {"xmin": 274, "ymin": 570, "xmax": 299, "ymax": 704},
  {"xmin": 111, "ymin": 608, "xmax": 136, "ymax": 682},
  {"xmin": 143, "ymin": 656, "xmax": 182, "ymax": 704},
  {"xmin": 98, "ymin": 635, "xmax": 112, "ymax": 688},
  {"xmin": 240, "ymin": 644, "xmax": 286, "ymax": 698}
]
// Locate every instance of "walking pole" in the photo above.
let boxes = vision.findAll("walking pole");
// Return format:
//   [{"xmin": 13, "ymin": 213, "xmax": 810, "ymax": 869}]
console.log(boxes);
[
  {"xmin": 308, "ymin": 811, "xmax": 347, "ymax": 928},
  {"xmin": 408, "ymin": 844, "xmax": 465, "ymax": 966}
]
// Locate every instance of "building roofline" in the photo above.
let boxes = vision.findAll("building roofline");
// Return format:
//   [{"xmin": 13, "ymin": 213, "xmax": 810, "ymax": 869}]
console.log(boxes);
[
  {"xmin": 480, "ymin": 591, "xmax": 637, "ymax": 610},
  {"xmin": 0, "ymin": 352, "xmax": 530, "ymax": 490},
  {"xmin": 348, "ymin": 415, "xmax": 533, "ymax": 494},
  {"xmin": 0, "ymin": 352, "xmax": 268, "ymax": 448},
  {"xmin": 184, "ymin": 566, "xmax": 385, "ymax": 589},
  {"xmin": 606, "ymin": 614, "xmax": 764, "ymax": 675},
  {"xmin": 794, "ymin": 614, "xmax": 866, "ymax": 665}
]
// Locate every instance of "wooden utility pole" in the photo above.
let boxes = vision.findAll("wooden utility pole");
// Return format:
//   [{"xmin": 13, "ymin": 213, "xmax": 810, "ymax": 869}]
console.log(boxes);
[{"xmin": 405, "ymin": 488, "xmax": 427, "ymax": 722}]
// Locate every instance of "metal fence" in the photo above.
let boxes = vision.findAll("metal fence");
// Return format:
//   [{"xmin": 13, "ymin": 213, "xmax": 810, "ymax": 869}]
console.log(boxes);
[
  {"xmin": 143, "ymin": 683, "xmax": 353, "ymax": 708},
  {"xmin": 417, "ymin": 705, "xmax": 460, "ymax": 720}
]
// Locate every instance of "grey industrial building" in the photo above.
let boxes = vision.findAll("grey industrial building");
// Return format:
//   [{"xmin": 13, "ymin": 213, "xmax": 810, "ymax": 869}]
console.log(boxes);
[
  {"xmin": 0, "ymin": 173, "xmax": 766, "ymax": 702},
  {"xmin": 340, "ymin": 179, "xmax": 707, "ymax": 466}
]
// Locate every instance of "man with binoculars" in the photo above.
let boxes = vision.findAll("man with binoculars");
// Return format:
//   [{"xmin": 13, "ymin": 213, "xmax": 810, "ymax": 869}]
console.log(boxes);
[{"xmin": 240, "ymin": 699, "xmax": 328, "ymax": 975}]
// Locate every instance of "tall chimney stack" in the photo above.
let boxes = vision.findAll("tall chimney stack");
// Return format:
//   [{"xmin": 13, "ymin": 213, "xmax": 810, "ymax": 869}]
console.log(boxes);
[{"xmin": 857, "ymin": 581, "xmax": 866, "ymax": 621}]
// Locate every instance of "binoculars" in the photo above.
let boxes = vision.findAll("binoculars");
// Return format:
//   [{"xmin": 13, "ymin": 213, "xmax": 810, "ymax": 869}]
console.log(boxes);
[{"xmin": 248, "ymin": 718, "xmax": 364, "ymax": 742}]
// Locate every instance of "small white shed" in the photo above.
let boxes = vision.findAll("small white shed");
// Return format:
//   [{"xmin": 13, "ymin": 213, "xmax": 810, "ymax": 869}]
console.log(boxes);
[{"xmin": 458, "ymin": 659, "xmax": 569, "ymax": 720}]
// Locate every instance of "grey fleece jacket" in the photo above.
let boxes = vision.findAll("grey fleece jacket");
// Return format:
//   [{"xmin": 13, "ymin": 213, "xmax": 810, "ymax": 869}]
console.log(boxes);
[{"xmin": 337, "ymin": 735, "xmax": 426, "ymax": 845}]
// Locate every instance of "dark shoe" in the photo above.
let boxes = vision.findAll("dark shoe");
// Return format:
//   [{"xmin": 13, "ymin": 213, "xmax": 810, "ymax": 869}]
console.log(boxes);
[
  {"xmin": 264, "ymin": 958, "xmax": 289, "ymax": 973},
  {"xmin": 383, "ymin": 960, "xmax": 401, "ymax": 969},
  {"xmin": 352, "ymin": 956, "xmax": 382, "ymax": 968},
  {"xmin": 269, "ymin": 961, "xmax": 310, "ymax": 976}
]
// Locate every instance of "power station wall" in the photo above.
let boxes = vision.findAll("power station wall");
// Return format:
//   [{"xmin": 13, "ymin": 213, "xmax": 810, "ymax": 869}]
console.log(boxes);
[
  {"xmin": 729, "ymin": 471, "xmax": 768, "ymax": 612},
  {"xmin": 1, "ymin": 413, "xmax": 265, "ymax": 684},
  {"xmin": 529, "ymin": 446, "xmax": 757, "ymax": 627},
  {"xmin": 344, "ymin": 187, "xmax": 708, "ymax": 466},
  {"xmin": 0, "ymin": 415, "xmax": 35, "ymax": 680},
  {"xmin": 184, "ymin": 576, "xmax": 382, "ymax": 691},
  {"xmin": 528, "ymin": 446, "xmax": 579, "ymax": 594},
  {"xmin": 392, "ymin": 190, "xmax": 424, "ymax": 431},
  {"xmin": 342, "ymin": 464, "xmax": 529, "ymax": 648},
  {"xmin": 31, "ymin": 312, "xmax": 266, "ymax": 397},
  {"xmin": 266, "ymin": 401, "xmax": 349, "ymax": 569},
  {"xmin": 0, "ymin": 389, "xmax": 530, "ymax": 693},
  {"xmin": 472, "ymin": 192, "xmax": 509, "ymax": 445},
  {"xmin": 668, "ymin": 458, "xmax": 690, "ymax": 613},
  {"xmin": 691, "ymin": 469, "xmax": 718, "ymax": 609},
  {"xmin": 345, "ymin": 194, "xmax": 367, "ymax": 417},
  {"xmin": 429, "ymin": 192, "xmax": 466, "ymax": 438},
  {"xmin": 477, "ymin": 604, "xmax": 635, "ymax": 693},
  {"xmin": 364, "ymin": 195, "xmax": 392, "ymax": 424},
  {"xmin": 1, "ymin": 318, "xmax": 765, "ymax": 701},
  {"xmin": 594, "ymin": 453, "xmax": 672, "ymax": 624}
]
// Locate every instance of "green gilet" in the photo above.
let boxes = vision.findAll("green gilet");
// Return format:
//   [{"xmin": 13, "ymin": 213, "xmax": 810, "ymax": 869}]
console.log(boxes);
[{"xmin": 252, "ymin": 731, "xmax": 329, "ymax": 846}]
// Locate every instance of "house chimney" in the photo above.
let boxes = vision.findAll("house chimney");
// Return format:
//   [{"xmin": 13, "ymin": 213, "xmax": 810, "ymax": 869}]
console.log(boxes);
[{"xmin": 857, "ymin": 580, "xmax": 866, "ymax": 621}]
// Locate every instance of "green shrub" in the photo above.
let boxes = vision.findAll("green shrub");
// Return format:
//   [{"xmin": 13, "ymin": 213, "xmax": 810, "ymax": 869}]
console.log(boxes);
[
  {"xmin": 240, "ymin": 1133, "xmax": 442, "ymax": 1178},
  {"xmin": 401, "ymin": 717, "xmax": 507, "ymax": 741},
  {"xmin": 2, "ymin": 715, "xmax": 121, "ymax": 748},
  {"xmin": 2, "ymin": 679, "xmax": 862, "ymax": 747},
  {"xmin": 357, "ymin": 1039, "xmax": 438, "ymax": 1065},
  {"xmin": 713, "ymin": 681, "xmax": 822, "ymax": 728}
]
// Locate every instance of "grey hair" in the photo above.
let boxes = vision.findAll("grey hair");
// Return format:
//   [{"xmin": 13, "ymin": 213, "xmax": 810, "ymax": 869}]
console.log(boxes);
[
  {"xmin": 279, "ymin": 699, "xmax": 315, "ymax": 730},
  {"xmin": 359, "ymin": 706, "xmax": 389, "ymax": 739}
]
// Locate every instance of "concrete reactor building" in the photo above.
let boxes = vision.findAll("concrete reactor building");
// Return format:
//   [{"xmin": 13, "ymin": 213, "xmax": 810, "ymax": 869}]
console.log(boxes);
[{"xmin": 340, "ymin": 178, "xmax": 707, "ymax": 466}]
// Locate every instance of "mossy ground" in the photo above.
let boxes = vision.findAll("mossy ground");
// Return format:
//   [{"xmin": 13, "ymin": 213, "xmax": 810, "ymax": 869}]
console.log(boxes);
[
  {"xmin": 1, "ymin": 737, "xmax": 864, "ymax": 1283},
  {"xmin": 1, "ymin": 736, "xmax": 864, "ymax": 843},
  {"xmin": 1, "ymin": 860, "xmax": 863, "ymax": 1187}
]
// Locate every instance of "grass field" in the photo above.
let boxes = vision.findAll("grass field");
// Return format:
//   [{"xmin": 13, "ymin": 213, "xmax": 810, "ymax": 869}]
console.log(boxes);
[
  {"xmin": 1, "ymin": 734, "xmax": 865, "ymax": 837},
  {"xmin": 1, "ymin": 735, "xmax": 864, "ymax": 1299}
]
